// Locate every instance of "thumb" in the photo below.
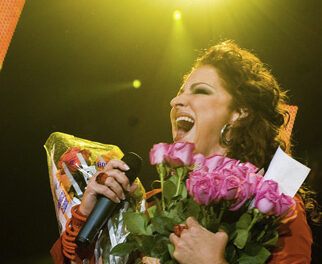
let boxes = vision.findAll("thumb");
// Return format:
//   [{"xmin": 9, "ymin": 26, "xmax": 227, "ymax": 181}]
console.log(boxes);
[{"xmin": 186, "ymin": 216, "xmax": 200, "ymax": 228}]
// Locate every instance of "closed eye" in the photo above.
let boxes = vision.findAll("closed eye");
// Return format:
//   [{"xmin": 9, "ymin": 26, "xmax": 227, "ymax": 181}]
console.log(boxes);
[
  {"xmin": 191, "ymin": 82, "xmax": 214, "ymax": 95},
  {"xmin": 193, "ymin": 87, "xmax": 212, "ymax": 95}
]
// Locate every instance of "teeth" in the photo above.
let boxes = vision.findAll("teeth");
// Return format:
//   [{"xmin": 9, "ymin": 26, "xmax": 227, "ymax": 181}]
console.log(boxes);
[{"xmin": 176, "ymin": 116, "xmax": 194, "ymax": 123}]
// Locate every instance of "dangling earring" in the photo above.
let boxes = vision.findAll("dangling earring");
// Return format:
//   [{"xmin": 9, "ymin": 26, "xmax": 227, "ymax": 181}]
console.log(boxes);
[{"xmin": 221, "ymin": 123, "xmax": 232, "ymax": 146}]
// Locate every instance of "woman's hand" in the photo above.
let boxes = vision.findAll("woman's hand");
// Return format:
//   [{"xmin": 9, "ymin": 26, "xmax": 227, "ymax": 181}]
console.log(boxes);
[
  {"xmin": 79, "ymin": 159, "xmax": 138, "ymax": 216},
  {"xmin": 169, "ymin": 217, "xmax": 229, "ymax": 264}
]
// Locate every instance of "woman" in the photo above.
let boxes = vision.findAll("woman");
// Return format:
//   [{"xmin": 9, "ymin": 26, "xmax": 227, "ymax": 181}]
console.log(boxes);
[{"xmin": 51, "ymin": 41, "xmax": 313, "ymax": 263}]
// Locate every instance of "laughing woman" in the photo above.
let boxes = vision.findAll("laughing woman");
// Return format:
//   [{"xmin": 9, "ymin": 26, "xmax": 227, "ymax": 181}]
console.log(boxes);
[{"xmin": 51, "ymin": 41, "xmax": 313, "ymax": 263}]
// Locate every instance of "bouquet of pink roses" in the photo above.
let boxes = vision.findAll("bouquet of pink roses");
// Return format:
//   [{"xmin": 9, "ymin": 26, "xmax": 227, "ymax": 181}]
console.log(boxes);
[{"xmin": 111, "ymin": 142, "xmax": 297, "ymax": 264}]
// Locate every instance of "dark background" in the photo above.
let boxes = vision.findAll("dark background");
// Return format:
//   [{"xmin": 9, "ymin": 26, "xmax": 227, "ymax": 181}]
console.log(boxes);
[{"xmin": 1, "ymin": 0, "xmax": 321, "ymax": 263}]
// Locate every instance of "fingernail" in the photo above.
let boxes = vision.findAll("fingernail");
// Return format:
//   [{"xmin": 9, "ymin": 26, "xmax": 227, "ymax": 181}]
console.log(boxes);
[
  {"xmin": 127, "ymin": 184, "xmax": 131, "ymax": 191},
  {"xmin": 124, "ymin": 164, "xmax": 130, "ymax": 170},
  {"xmin": 121, "ymin": 193, "xmax": 126, "ymax": 200},
  {"xmin": 116, "ymin": 198, "xmax": 121, "ymax": 203}
]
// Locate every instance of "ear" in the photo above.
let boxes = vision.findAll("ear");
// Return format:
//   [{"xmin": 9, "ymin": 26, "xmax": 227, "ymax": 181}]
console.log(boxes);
[{"xmin": 230, "ymin": 108, "xmax": 248, "ymax": 123}]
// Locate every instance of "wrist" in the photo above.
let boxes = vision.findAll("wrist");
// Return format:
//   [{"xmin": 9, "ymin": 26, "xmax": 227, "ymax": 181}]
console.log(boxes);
[
  {"xmin": 71, "ymin": 204, "xmax": 88, "ymax": 226},
  {"xmin": 78, "ymin": 203, "xmax": 91, "ymax": 217}
]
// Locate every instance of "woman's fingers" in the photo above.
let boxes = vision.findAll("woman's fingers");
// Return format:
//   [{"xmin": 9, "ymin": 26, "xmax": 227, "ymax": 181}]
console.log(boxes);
[
  {"xmin": 105, "ymin": 169, "xmax": 131, "ymax": 191},
  {"xmin": 79, "ymin": 159, "xmax": 133, "ymax": 216},
  {"xmin": 169, "ymin": 233, "xmax": 180, "ymax": 246},
  {"xmin": 104, "ymin": 175, "xmax": 126, "ymax": 200},
  {"xmin": 92, "ymin": 180, "xmax": 121, "ymax": 203},
  {"xmin": 104, "ymin": 159, "xmax": 130, "ymax": 172},
  {"xmin": 186, "ymin": 217, "xmax": 199, "ymax": 228},
  {"xmin": 128, "ymin": 183, "xmax": 138, "ymax": 193}
]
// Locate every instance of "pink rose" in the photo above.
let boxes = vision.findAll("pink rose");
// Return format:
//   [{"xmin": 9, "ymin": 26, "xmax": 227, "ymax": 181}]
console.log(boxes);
[
  {"xmin": 186, "ymin": 168, "xmax": 218, "ymax": 205},
  {"xmin": 276, "ymin": 193, "xmax": 296, "ymax": 216},
  {"xmin": 239, "ymin": 162, "xmax": 258, "ymax": 174},
  {"xmin": 254, "ymin": 180, "xmax": 290, "ymax": 215},
  {"xmin": 166, "ymin": 142, "xmax": 195, "ymax": 167},
  {"xmin": 204, "ymin": 155, "xmax": 231, "ymax": 172},
  {"xmin": 246, "ymin": 173, "xmax": 263, "ymax": 195},
  {"xmin": 58, "ymin": 147, "xmax": 91, "ymax": 173},
  {"xmin": 192, "ymin": 153, "xmax": 206, "ymax": 167},
  {"xmin": 229, "ymin": 177, "xmax": 255, "ymax": 211},
  {"xmin": 149, "ymin": 143, "xmax": 170, "ymax": 165},
  {"xmin": 221, "ymin": 173, "xmax": 257, "ymax": 211},
  {"xmin": 280, "ymin": 198, "xmax": 297, "ymax": 224},
  {"xmin": 204, "ymin": 154, "xmax": 257, "ymax": 175},
  {"xmin": 220, "ymin": 175, "xmax": 241, "ymax": 200}
]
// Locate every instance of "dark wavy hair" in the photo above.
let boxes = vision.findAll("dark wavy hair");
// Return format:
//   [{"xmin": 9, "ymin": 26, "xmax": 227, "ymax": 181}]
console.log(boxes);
[
  {"xmin": 194, "ymin": 40, "xmax": 288, "ymax": 170},
  {"xmin": 191, "ymin": 40, "xmax": 321, "ymax": 224}
]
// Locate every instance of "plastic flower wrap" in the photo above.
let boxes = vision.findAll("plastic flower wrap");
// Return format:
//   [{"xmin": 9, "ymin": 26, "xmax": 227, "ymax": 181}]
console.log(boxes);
[
  {"xmin": 44, "ymin": 132, "xmax": 146, "ymax": 264},
  {"xmin": 111, "ymin": 142, "xmax": 308, "ymax": 264}
]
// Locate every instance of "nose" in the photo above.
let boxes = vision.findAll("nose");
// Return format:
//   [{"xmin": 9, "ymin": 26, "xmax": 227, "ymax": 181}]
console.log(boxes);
[{"xmin": 170, "ymin": 93, "xmax": 187, "ymax": 108}]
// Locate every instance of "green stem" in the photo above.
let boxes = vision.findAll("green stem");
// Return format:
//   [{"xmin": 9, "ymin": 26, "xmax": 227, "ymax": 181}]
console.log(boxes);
[
  {"xmin": 247, "ymin": 211, "xmax": 259, "ymax": 232},
  {"xmin": 217, "ymin": 203, "xmax": 225, "ymax": 224},
  {"xmin": 158, "ymin": 164, "xmax": 166, "ymax": 210},
  {"xmin": 174, "ymin": 167, "xmax": 184, "ymax": 196}
]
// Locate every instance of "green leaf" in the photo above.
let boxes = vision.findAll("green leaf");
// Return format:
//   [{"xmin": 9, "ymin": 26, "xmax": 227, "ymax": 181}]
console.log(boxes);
[
  {"xmin": 236, "ymin": 213, "xmax": 252, "ymax": 229},
  {"xmin": 133, "ymin": 235, "xmax": 154, "ymax": 255},
  {"xmin": 124, "ymin": 212, "xmax": 152, "ymax": 236},
  {"xmin": 218, "ymin": 223, "xmax": 231, "ymax": 235},
  {"xmin": 224, "ymin": 243, "xmax": 237, "ymax": 264},
  {"xmin": 147, "ymin": 205, "xmax": 157, "ymax": 218},
  {"xmin": 176, "ymin": 167, "xmax": 184, "ymax": 177},
  {"xmin": 180, "ymin": 184, "xmax": 188, "ymax": 199},
  {"xmin": 233, "ymin": 229, "xmax": 249, "ymax": 249},
  {"xmin": 262, "ymin": 230, "xmax": 279, "ymax": 247},
  {"xmin": 168, "ymin": 243, "xmax": 175, "ymax": 258},
  {"xmin": 184, "ymin": 198, "xmax": 200, "ymax": 219},
  {"xmin": 165, "ymin": 207, "xmax": 184, "ymax": 223},
  {"xmin": 152, "ymin": 216, "xmax": 177, "ymax": 235},
  {"xmin": 110, "ymin": 242, "xmax": 136, "ymax": 256},
  {"xmin": 238, "ymin": 244, "xmax": 271, "ymax": 264},
  {"xmin": 150, "ymin": 236, "xmax": 169, "ymax": 258},
  {"xmin": 163, "ymin": 180, "xmax": 177, "ymax": 200}
]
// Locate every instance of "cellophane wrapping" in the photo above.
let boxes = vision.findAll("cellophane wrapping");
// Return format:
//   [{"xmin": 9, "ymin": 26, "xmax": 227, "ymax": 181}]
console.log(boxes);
[{"xmin": 44, "ymin": 132, "xmax": 146, "ymax": 264}]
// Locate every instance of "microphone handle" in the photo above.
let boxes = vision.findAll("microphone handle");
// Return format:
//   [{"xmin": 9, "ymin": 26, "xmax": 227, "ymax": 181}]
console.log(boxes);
[{"xmin": 75, "ymin": 196, "xmax": 118, "ymax": 248}]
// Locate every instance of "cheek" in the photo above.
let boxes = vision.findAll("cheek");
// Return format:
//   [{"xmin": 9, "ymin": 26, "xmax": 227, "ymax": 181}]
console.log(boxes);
[{"xmin": 202, "ymin": 101, "xmax": 232, "ymax": 127}]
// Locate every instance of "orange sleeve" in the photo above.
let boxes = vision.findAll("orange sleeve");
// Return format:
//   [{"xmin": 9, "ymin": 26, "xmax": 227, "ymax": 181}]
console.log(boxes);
[
  {"xmin": 50, "ymin": 205, "xmax": 96, "ymax": 264},
  {"xmin": 268, "ymin": 194, "xmax": 313, "ymax": 264},
  {"xmin": 50, "ymin": 236, "xmax": 68, "ymax": 264},
  {"xmin": 51, "ymin": 236, "xmax": 97, "ymax": 264}
]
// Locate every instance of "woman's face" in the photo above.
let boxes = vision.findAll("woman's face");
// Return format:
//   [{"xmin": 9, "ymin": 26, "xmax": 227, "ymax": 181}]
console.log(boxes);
[{"xmin": 170, "ymin": 64, "xmax": 239, "ymax": 157}]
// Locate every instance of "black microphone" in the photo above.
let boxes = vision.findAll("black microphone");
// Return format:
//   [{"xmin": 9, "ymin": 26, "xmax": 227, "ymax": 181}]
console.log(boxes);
[{"xmin": 75, "ymin": 152, "xmax": 142, "ymax": 248}]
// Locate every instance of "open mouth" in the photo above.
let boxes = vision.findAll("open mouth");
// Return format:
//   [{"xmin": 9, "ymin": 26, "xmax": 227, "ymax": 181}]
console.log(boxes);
[{"xmin": 175, "ymin": 116, "xmax": 195, "ymax": 140}]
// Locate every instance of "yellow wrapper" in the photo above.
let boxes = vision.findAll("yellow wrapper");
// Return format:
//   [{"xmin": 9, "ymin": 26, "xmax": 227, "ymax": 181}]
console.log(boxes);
[{"xmin": 44, "ymin": 132, "xmax": 146, "ymax": 237}]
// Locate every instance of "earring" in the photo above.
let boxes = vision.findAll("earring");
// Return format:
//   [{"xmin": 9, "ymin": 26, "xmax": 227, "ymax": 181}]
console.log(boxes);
[{"xmin": 221, "ymin": 123, "xmax": 232, "ymax": 146}]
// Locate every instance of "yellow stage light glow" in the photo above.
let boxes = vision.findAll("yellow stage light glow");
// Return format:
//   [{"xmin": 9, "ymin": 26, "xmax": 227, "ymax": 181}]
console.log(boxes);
[
  {"xmin": 133, "ymin": 79, "xmax": 141, "ymax": 89},
  {"xmin": 173, "ymin": 10, "xmax": 181, "ymax": 20}
]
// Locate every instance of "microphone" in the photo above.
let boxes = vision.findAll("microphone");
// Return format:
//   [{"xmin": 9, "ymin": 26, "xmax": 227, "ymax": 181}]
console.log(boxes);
[{"xmin": 75, "ymin": 152, "xmax": 142, "ymax": 248}]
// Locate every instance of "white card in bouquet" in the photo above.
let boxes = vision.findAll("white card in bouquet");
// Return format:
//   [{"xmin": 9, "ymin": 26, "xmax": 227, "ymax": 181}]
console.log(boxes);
[{"xmin": 264, "ymin": 147, "xmax": 311, "ymax": 197}]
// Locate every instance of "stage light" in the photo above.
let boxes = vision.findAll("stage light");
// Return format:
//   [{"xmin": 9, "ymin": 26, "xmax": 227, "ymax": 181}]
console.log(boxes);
[
  {"xmin": 173, "ymin": 10, "xmax": 181, "ymax": 20},
  {"xmin": 133, "ymin": 79, "xmax": 141, "ymax": 89}
]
